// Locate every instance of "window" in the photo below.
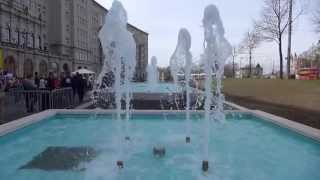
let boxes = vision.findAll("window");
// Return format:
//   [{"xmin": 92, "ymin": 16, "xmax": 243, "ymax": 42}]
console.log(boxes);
[
  {"xmin": 31, "ymin": 33, "xmax": 35, "ymax": 48},
  {"xmin": 138, "ymin": 45, "xmax": 145, "ymax": 68},
  {"xmin": 5, "ymin": 25, "xmax": 11, "ymax": 42},
  {"xmin": 15, "ymin": 29, "xmax": 20, "ymax": 45},
  {"xmin": 0, "ymin": 26, "xmax": 2, "ymax": 42},
  {"xmin": 38, "ymin": 35, "xmax": 42, "ymax": 49}
]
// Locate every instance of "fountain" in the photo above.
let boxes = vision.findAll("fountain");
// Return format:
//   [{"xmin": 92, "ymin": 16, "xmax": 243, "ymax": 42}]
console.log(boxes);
[
  {"xmin": 147, "ymin": 56, "xmax": 159, "ymax": 90},
  {"xmin": 201, "ymin": 4, "xmax": 232, "ymax": 172},
  {"xmin": 170, "ymin": 28, "xmax": 193, "ymax": 143},
  {"xmin": 1, "ymin": 1, "xmax": 320, "ymax": 180},
  {"xmin": 96, "ymin": 0, "xmax": 136, "ymax": 169},
  {"xmin": 95, "ymin": 0, "xmax": 231, "ymax": 175}
]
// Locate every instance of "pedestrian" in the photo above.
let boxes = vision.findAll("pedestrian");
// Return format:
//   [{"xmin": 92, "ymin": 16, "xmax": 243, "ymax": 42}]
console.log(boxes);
[
  {"xmin": 72, "ymin": 73, "xmax": 80, "ymax": 100},
  {"xmin": 39, "ymin": 76, "xmax": 49, "ymax": 110},
  {"xmin": 53, "ymin": 73, "xmax": 60, "ymax": 89},
  {"xmin": 62, "ymin": 72, "xmax": 72, "ymax": 88},
  {"xmin": 34, "ymin": 72, "xmax": 40, "ymax": 88},
  {"xmin": 22, "ymin": 74, "xmax": 37, "ymax": 113},
  {"xmin": 39, "ymin": 76, "xmax": 47, "ymax": 90},
  {"xmin": 77, "ymin": 74, "xmax": 86, "ymax": 103},
  {"xmin": 47, "ymin": 72, "xmax": 55, "ymax": 91}
]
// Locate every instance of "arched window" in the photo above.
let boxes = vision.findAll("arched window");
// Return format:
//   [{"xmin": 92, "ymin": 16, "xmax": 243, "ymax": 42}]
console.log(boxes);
[
  {"xmin": 39, "ymin": 61, "xmax": 48, "ymax": 77},
  {"xmin": 63, "ymin": 63, "xmax": 70, "ymax": 73},
  {"xmin": 24, "ymin": 59, "xmax": 33, "ymax": 78},
  {"xmin": 4, "ymin": 56, "xmax": 16, "ymax": 74},
  {"xmin": 50, "ymin": 62, "xmax": 59, "ymax": 75}
]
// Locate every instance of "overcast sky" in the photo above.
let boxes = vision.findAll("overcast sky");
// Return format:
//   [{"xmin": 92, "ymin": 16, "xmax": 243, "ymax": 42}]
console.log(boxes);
[{"xmin": 96, "ymin": 0, "xmax": 318, "ymax": 73}]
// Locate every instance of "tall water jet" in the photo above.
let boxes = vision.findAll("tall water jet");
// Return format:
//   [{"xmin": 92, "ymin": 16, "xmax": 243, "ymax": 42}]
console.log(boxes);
[
  {"xmin": 97, "ymin": 0, "xmax": 136, "ymax": 168},
  {"xmin": 170, "ymin": 28, "xmax": 193, "ymax": 143},
  {"xmin": 201, "ymin": 4, "xmax": 232, "ymax": 172},
  {"xmin": 170, "ymin": 29, "xmax": 192, "ymax": 85},
  {"xmin": 147, "ymin": 56, "xmax": 159, "ymax": 89}
]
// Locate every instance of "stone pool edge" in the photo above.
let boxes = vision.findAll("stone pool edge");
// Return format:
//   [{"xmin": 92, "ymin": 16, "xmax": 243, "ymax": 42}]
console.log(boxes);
[
  {"xmin": 1, "ymin": 108, "xmax": 320, "ymax": 142},
  {"xmin": 0, "ymin": 110, "xmax": 56, "ymax": 137}
]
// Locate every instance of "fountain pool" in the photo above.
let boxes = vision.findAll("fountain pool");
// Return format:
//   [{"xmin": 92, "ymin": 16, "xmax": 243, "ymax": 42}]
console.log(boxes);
[{"xmin": 0, "ymin": 111, "xmax": 320, "ymax": 180}]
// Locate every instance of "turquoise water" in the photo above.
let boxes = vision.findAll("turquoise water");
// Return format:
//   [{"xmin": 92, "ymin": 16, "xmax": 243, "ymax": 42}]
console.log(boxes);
[
  {"xmin": 0, "ymin": 113, "xmax": 319, "ymax": 180},
  {"xmin": 129, "ymin": 83, "xmax": 181, "ymax": 93}
]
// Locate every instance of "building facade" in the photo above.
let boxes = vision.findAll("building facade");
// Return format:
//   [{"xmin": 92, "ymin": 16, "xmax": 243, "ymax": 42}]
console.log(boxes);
[
  {"xmin": 0, "ymin": 0, "xmax": 60, "ymax": 77},
  {"xmin": 0, "ymin": 0, "xmax": 148, "ymax": 81},
  {"xmin": 47, "ymin": 0, "xmax": 148, "ymax": 81}
]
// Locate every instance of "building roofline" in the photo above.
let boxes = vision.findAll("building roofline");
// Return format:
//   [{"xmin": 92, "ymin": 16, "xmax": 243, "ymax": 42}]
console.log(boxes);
[{"xmin": 92, "ymin": 0, "xmax": 149, "ymax": 35}]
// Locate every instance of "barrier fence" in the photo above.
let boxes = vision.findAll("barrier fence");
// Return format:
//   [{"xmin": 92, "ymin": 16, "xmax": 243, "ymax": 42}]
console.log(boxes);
[{"xmin": 0, "ymin": 88, "xmax": 74, "ymax": 124}]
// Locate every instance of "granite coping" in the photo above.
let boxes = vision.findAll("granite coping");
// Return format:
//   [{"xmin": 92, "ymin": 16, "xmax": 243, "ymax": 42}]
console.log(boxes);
[{"xmin": 0, "ymin": 110, "xmax": 56, "ymax": 137}]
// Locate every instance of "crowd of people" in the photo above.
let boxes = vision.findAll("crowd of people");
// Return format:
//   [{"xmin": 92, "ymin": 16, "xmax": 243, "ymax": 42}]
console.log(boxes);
[{"xmin": 0, "ymin": 71, "xmax": 93, "ymax": 103}]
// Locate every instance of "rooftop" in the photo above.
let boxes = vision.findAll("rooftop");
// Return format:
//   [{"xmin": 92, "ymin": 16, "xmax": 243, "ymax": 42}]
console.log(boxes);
[{"xmin": 92, "ymin": 0, "xmax": 148, "ymax": 35}]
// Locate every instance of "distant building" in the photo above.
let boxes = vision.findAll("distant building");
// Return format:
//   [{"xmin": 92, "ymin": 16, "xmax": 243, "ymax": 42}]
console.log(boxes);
[
  {"xmin": 294, "ymin": 42, "xmax": 320, "ymax": 79},
  {"xmin": 0, "ymin": 0, "xmax": 54, "ymax": 77},
  {"xmin": 0, "ymin": 0, "xmax": 148, "ymax": 81}
]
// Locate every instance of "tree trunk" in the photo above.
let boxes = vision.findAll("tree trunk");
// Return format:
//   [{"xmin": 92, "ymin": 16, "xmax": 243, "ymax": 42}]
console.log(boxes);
[
  {"xmin": 279, "ymin": 38, "xmax": 284, "ymax": 79},
  {"xmin": 287, "ymin": 0, "xmax": 293, "ymax": 79},
  {"xmin": 232, "ymin": 56, "xmax": 235, "ymax": 78},
  {"xmin": 249, "ymin": 49, "xmax": 252, "ymax": 78}
]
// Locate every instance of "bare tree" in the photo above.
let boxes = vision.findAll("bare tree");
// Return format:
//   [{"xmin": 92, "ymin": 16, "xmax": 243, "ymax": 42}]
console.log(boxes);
[
  {"xmin": 255, "ymin": 0, "xmax": 290, "ymax": 79},
  {"xmin": 224, "ymin": 63, "xmax": 239, "ymax": 78},
  {"xmin": 312, "ymin": 2, "xmax": 320, "ymax": 33},
  {"xmin": 239, "ymin": 29, "xmax": 261, "ymax": 78},
  {"xmin": 255, "ymin": 0, "xmax": 304, "ymax": 79}
]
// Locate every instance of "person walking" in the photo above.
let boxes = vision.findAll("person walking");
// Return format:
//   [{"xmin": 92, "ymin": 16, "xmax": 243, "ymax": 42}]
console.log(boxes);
[
  {"xmin": 38, "ymin": 76, "xmax": 50, "ymax": 110},
  {"xmin": 71, "ymin": 73, "xmax": 79, "ymax": 100},
  {"xmin": 22, "ymin": 75, "xmax": 37, "ymax": 112},
  {"xmin": 62, "ymin": 72, "xmax": 72, "ymax": 88},
  {"xmin": 47, "ymin": 72, "xmax": 55, "ymax": 91},
  {"xmin": 34, "ymin": 72, "xmax": 40, "ymax": 88},
  {"xmin": 77, "ymin": 74, "xmax": 86, "ymax": 103}
]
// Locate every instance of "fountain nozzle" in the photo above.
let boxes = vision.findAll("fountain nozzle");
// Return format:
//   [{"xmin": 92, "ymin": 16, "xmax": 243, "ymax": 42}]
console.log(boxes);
[
  {"xmin": 202, "ymin": 160, "xmax": 209, "ymax": 172},
  {"xmin": 153, "ymin": 147, "xmax": 166, "ymax": 158},
  {"xmin": 117, "ymin": 161, "xmax": 124, "ymax": 169},
  {"xmin": 186, "ymin": 137, "xmax": 191, "ymax": 143}
]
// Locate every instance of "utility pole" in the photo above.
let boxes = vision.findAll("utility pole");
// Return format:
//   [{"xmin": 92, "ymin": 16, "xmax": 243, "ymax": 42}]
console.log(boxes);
[
  {"xmin": 249, "ymin": 49, "xmax": 252, "ymax": 78},
  {"xmin": 232, "ymin": 46, "xmax": 236, "ymax": 78},
  {"xmin": 287, "ymin": 0, "xmax": 293, "ymax": 79}
]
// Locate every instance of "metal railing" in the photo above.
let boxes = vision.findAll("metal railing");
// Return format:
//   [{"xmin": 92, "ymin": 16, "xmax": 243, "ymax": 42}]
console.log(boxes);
[
  {"xmin": 0, "ymin": 88, "xmax": 74, "ymax": 124},
  {"xmin": 50, "ymin": 88, "xmax": 74, "ymax": 109}
]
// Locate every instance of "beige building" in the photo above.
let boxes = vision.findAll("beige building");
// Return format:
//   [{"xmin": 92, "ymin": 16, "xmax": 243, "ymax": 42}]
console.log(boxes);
[
  {"xmin": 0, "ymin": 0, "xmax": 60, "ymax": 77},
  {"xmin": 47, "ymin": 0, "xmax": 148, "ymax": 81},
  {"xmin": 0, "ymin": 0, "xmax": 148, "ymax": 81}
]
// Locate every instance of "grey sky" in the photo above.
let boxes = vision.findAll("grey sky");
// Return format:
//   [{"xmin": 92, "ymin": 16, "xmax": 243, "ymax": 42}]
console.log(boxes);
[{"xmin": 96, "ymin": 0, "xmax": 318, "ymax": 73}]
